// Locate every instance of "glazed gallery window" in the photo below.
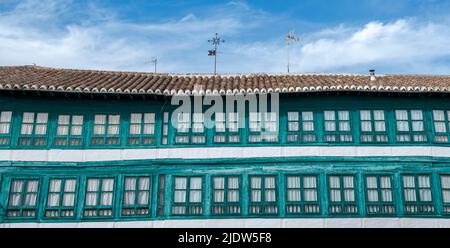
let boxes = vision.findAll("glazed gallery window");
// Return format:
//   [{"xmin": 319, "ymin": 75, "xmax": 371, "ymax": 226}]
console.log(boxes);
[
  {"xmin": 248, "ymin": 112, "xmax": 278, "ymax": 143},
  {"xmin": 54, "ymin": 115, "xmax": 84, "ymax": 146},
  {"xmin": 432, "ymin": 110, "xmax": 450, "ymax": 143},
  {"xmin": 285, "ymin": 175, "xmax": 320, "ymax": 214},
  {"xmin": 286, "ymin": 112, "xmax": 316, "ymax": 143},
  {"xmin": 323, "ymin": 111, "xmax": 352, "ymax": 142},
  {"xmin": 122, "ymin": 176, "xmax": 151, "ymax": 216},
  {"xmin": 6, "ymin": 179, "xmax": 40, "ymax": 218},
  {"xmin": 402, "ymin": 175, "xmax": 435, "ymax": 215},
  {"xmin": 128, "ymin": 113, "xmax": 156, "ymax": 145},
  {"xmin": 328, "ymin": 175, "xmax": 358, "ymax": 215},
  {"xmin": 214, "ymin": 113, "xmax": 240, "ymax": 143},
  {"xmin": 18, "ymin": 112, "xmax": 48, "ymax": 146},
  {"xmin": 440, "ymin": 175, "xmax": 450, "ymax": 214},
  {"xmin": 45, "ymin": 178, "xmax": 77, "ymax": 218},
  {"xmin": 249, "ymin": 175, "xmax": 278, "ymax": 215},
  {"xmin": 211, "ymin": 176, "xmax": 241, "ymax": 215},
  {"xmin": 395, "ymin": 110, "xmax": 427, "ymax": 142},
  {"xmin": 0, "ymin": 111, "xmax": 12, "ymax": 145},
  {"xmin": 174, "ymin": 113, "xmax": 206, "ymax": 144},
  {"xmin": 83, "ymin": 178, "xmax": 115, "ymax": 217},
  {"xmin": 360, "ymin": 110, "xmax": 388, "ymax": 143},
  {"xmin": 91, "ymin": 114, "xmax": 121, "ymax": 145},
  {"xmin": 365, "ymin": 175, "xmax": 395, "ymax": 215},
  {"xmin": 172, "ymin": 176, "xmax": 203, "ymax": 215}
]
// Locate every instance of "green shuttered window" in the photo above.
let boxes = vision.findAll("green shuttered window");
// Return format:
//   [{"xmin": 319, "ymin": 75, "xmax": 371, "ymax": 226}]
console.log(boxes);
[
  {"xmin": 360, "ymin": 110, "xmax": 388, "ymax": 143},
  {"xmin": 54, "ymin": 115, "xmax": 84, "ymax": 146},
  {"xmin": 83, "ymin": 177, "xmax": 115, "ymax": 218},
  {"xmin": 18, "ymin": 112, "xmax": 48, "ymax": 146},
  {"xmin": 365, "ymin": 175, "xmax": 395, "ymax": 215},
  {"xmin": 402, "ymin": 175, "xmax": 435, "ymax": 215},
  {"xmin": 249, "ymin": 175, "xmax": 278, "ymax": 215},
  {"xmin": 285, "ymin": 175, "xmax": 320, "ymax": 214},
  {"xmin": 128, "ymin": 113, "xmax": 156, "ymax": 145},
  {"xmin": 172, "ymin": 176, "xmax": 203, "ymax": 215},
  {"xmin": 45, "ymin": 178, "xmax": 78, "ymax": 218},
  {"xmin": 122, "ymin": 176, "xmax": 152, "ymax": 217},
  {"xmin": 6, "ymin": 179, "xmax": 40, "ymax": 218},
  {"xmin": 91, "ymin": 114, "xmax": 121, "ymax": 145},
  {"xmin": 432, "ymin": 110, "xmax": 450, "ymax": 143},
  {"xmin": 287, "ymin": 112, "xmax": 316, "ymax": 143},
  {"xmin": 395, "ymin": 110, "xmax": 427, "ymax": 142},
  {"xmin": 211, "ymin": 176, "xmax": 241, "ymax": 215},
  {"xmin": 324, "ymin": 111, "xmax": 353, "ymax": 143},
  {"xmin": 328, "ymin": 175, "xmax": 358, "ymax": 215},
  {"xmin": 0, "ymin": 111, "xmax": 13, "ymax": 145}
]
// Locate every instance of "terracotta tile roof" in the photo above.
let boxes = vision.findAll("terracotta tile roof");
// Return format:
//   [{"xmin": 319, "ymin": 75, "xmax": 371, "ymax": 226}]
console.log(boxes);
[{"xmin": 1, "ymin": 65, "xmax": 450, "ymax": 95}]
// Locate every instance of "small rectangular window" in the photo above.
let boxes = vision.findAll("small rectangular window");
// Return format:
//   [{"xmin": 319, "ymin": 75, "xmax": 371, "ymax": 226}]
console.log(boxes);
[
  {"xmin": 0, "ymin": 111, "xmax": 13, "ymax": 145},
  {"xmin": 91, "ymin": 114, "xmax": 121, "ymax": 145},
  {"xmin": 211, "ymin": 176, "xmax": 241, "ymax": 215},
  {"xmin": 432, "ymin": 110, "xmax": 450, "ymax": 143},
  {"xmin": 285, "ymin": 175, "xmax": 320, "ymax": 214},
  {"xmin": 122, "ymin": 176, "xmax": 151, "ymax": 216},
  {"xmin": 328, "ymin": 175, "xmax": 358, "ymax": 215},
  {"xmin": 402, "ymin": 175, "xmax": 435, "ymax": 215},
  {"xmin": 324, "ymin": 111, "xmax": 353, "ymax": 143},
  {"xmin": 7, "ymin": 179, "xmax": 40, "ymax": 218},
  {"xmin": 45, "ymin": 178, "xmax": 77, "ymax": 218},
  {"xmin": 395, "ymin": 110, "xmax": 427, "ymax": 142},
  {"xmin": 360, "ymin": 110, "xmax": 388, "ymax": 143},
  {"xmin": 157, "ymin": 174, "xmax": 166, "ymax": 216},
  {"xmin": 249, "ymin": 175, "xmax": 278, "ymax": 215},
  {"xmin": 440, "ymin": 175, "xmax": 450, "ymax": 214},
  {"xmin": 128, "ymin": 113, "xmax": 156, "ymax": 145},
  {"xmin": 214, "ymin": 113, "xmax": 241, "ymax": 143},
  {"xmin": 83, "ymin": 177, "xmax": 115, "ymax": 217},
  {"xmin": 287, "ymin": 112, "xmax": 316, "ymax": 143},
  {"xmin": 248, "ymin": 112, "xmax": 279, "ymax": 143},
  {"xmin": 174, "ymin": 113, "xmax": 206, "ymax": 144},
  {"xmin": 18, "ymin": 112, "xmax": 48, "ymax": 146},
  {"xmin": 161, "ymin": 112, "xmax": 169, "ymax": 145},
  {"xmin": 54, "ymin": 115, "xmax": 84, "ymax": 146},
  {"xmin": 365, "ymin": 175, "xmax": 395, "ymax": 215},
  {"xmin": 172, "ymin": 176, "xmax": 203, "ymax": 215}
]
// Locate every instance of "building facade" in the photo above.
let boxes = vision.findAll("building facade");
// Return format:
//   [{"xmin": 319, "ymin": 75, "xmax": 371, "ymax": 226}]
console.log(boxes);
[{"xmin": 1, "ymin": 66, "xmax": 450, "ymax": 227}]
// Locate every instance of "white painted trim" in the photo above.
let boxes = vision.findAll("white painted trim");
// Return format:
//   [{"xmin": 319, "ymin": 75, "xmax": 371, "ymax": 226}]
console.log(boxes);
[
  {"xmin": 2, "ymin": 218, "xmax": 450, "ymax": 228},
  {"xmin": 0, "ymin": 146, "xmax": 449, "ymax": 162}
]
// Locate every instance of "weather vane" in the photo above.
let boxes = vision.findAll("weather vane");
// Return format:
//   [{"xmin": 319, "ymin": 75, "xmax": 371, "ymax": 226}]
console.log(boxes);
[
  {"xmin": 285, "ymin": 31, "xmax": 301, "ymax": 73},
  {"xmin": 208, "ymin": 33, "xmax": 225, "ymax": 75}
]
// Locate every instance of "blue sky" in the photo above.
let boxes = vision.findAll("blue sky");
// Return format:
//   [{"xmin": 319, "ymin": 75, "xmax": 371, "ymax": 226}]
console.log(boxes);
[{"xmin": 1, "ymin": 0, "xmax": 450, "ymax": 74}]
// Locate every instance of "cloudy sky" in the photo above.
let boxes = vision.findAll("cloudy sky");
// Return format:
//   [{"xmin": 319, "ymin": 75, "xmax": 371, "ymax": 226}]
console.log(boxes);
[{"xmin": 1, "ymin": 0, "xmax": 450, "ymax": 74}]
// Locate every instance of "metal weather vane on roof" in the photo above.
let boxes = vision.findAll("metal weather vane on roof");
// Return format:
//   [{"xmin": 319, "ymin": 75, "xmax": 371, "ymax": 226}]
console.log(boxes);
[{"xmin": 208, "ymin": 33, "xmax": 225, "ymax": 75}]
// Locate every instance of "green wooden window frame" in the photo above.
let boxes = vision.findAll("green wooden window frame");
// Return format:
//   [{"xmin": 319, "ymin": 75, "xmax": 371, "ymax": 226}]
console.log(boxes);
[
  {"xmin": 248, "ymin": 112, "xmax": 279, "ymax": 143},
  {"xmin": 213, "ymin": 112, "xmax": 241, "ymax": 144},
  {"xmin": 248, "ymin": 175, "xmax": 278, "ymax": 215},
  {"xmin": 432, "ymin": 110, "xmax": 450, "ymax": 143},
  {"xmin": 174, "ymin": 113, "xmax": 206, "ymax": 144},
  {"xmin": 211, "ymin": 176, "xmax": 241, "ymax": 215},
  {"xmin": 121, "ymin": 176, "xmax": 152, "ymax": 217},
  {"xmin": 83, "ymin": 177, "xmax": 115, "ymax": 218},
  {"xmin": 171, "ymin": 176, "xmax": 203, "ymax": 216},
  {"xmin": 395, "ymin": 110, "xmax": 428, "ymax": 143},
  {"xmin": 323, "ymin": 111, "xmax": 353, "ymax": 143},
  {"xmin": 364, "ymin": 175, "xmax": 396, "ymax": 215},
  {"xmin": 402, "ymin": 174, "xmax": 435, "ymax": 215},
  {"xmin": 45, "ymin": 178, "xmax": 78, "ymax": 218},
  {"xmin": 18, "ymin": 112, "xmax": 49, "ymax": 146},
  {"xmin": 53, "ymin": 114, "xmax": 84, "ymax": 146},
  {"xmin": 0, "ymin": 111, "xmax": 13, "ymax": 146},
  {"xmin": 127, "ymin": 113, "xmax": 156, "ymax": 145},
  {"xmin": 359, "ymin": 110, "xmax": 389, "ymax": 143},
  {"xmin": 328, "ymin": 174, "xmax": 358, "ymax": 215},
  {"xmin": 285, "ymin": 174, "xmax": 320, "ymax": 215},
  {"xmin": 440, "ymin": 174, "xmax": 450, "ymax": 214},
  {"xmin": 161, "ymin": 112, "xmax": 169, "ymax": 145},
  {"xmin": 156, "ymin": 174, "xmax": 166, "ymax": 216},
  {"xmin": 286, "ymin": 112, "xmax": 317, "ymax": 143},
  {"xmin": 90, "ymin": 114, "xmax": 121, "ymax": 145},
  {"xmin": 6, "ymin": 178, "xmax": 40, "ymax": 218}
]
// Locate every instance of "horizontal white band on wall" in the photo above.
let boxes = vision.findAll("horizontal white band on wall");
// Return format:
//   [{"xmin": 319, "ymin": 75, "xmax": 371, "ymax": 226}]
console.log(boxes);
[
  {"xmin": 2, "ymin": 218, "xmax": 450, "ymax": 228},
  {"xmin": 0, "ymin": 146, "xmax": 449, "ymax": 162}
]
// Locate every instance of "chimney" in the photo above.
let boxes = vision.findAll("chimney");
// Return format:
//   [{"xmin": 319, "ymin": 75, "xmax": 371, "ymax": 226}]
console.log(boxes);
[{"xmin": 369, "ymin": 69, "xmax": 376, "ymax": 81}]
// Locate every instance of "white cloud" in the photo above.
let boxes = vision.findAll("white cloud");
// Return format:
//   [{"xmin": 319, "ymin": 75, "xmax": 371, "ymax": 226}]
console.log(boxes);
[{"xmin": 1, "ymin": 0, "xmax": 450, "ymax": 74}]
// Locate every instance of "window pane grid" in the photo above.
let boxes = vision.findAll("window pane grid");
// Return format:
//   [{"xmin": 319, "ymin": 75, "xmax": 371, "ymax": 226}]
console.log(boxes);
[
  {"xmin": 45, "ymin": 178, "xmax": 77, "ymax": 218},
  {"xmin": 83, "ymin": 178, "xmax": 115, "ymax": 218},
  {"xmin": 122, "ymin": 176, "xmax": 151, "ymax": 216},
  {"xmin": 249, "ymin": 175, "xmax": 278, "ymax": 215},
  {"xmin": 6, "ymin": 179, "xmax": 40, "ymax": 218},
  {"xmin": 328, "ymin": 175, "xmax": 358, "ymax": 215},
  {"xmin": 54, "ymin": 115, "xmax": 84, "ymax": 146},
  {"xmin": 365, "ymin": 175, "xmax": 395, "ymax": 215},
  {"xmin": 214, "ymin": 113, "xmax": 241, "ymax": 144},
  {"xmin": 360, "ymin": 110, "xmax": 388, "ymax": 143},
  {"xmin": 433, "ymin": 110, "xmax": 450, "ymax": 143},
  {"xmin": 18, "ymin": 112, "xmax": 48, "ymax": 146},
  {"xmin": 91, "ymin": 114, "xmax": 121, "ymax": 145},
  {"xmin": 287, "ymin": 112, "xmax": 316, "ymax": 143},
  {"xmin": 402, "ymin": 175, "xmax": 435, "ymax": 215},
  {"xmin": 0, "ymin": 111, "xmax": 12, "ymax": 145},
  {"xmin": 440, "ymin": 175, "xmax": 450, "ymax": 214},
  {"xmin": 174, "ymin": 113, "xmax": 206, "ymax": 145},
  {"xmin": 248, "ymin": 112, "xmax": 279, "ymax": 144},
  {"xmin": 396, "ymin": 110, "xmax": 428, "ymax": 143},
  {"xmin": 324, "ymin": 111, "xmax": 353, "ymax": 143},
  {"xmin": 172, "ymin": 176, "xmax": 203, "ymax": 216},
  {"xmin": 285, "ymin": 175, "xmax": 320, "ymax": 214},
  {"xmin": 211, "ymin": 176, "xmax": 241, "ymax": 215},
  {"xmin": 128, "ymin": 113, "xmax": 156, "ymax": 145}
]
